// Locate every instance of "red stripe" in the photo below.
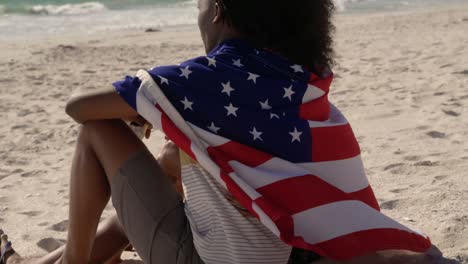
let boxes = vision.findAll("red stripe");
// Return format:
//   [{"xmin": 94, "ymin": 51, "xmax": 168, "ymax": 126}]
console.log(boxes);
[
  {"xmin": 351, "ymin": 185, "xmax": 380, "ymax": 211},
  {"xmin": 300, "ymin": 228, "xmax": 431, "ymax": 260},
  {"xmin": 256, "ymin": 175, "xmax": 377, "ymax": 215},
  {"xmin": 309, "ymin": 72, "xmax": 333, "ymax": 93},
  {"xmin": 160, "ymin": 112, "xmax": 196, "ymax": 160},
  {"xmin": 207, "ymin": 140, "xmax": 272, "ymax": 168},
  {"xmin": 300, "ymin": 95, "xmax": 330, "ymax": 121},
  {"xmin": 310, "ymin": 124, "xmax": 361, "ymax": 162}
]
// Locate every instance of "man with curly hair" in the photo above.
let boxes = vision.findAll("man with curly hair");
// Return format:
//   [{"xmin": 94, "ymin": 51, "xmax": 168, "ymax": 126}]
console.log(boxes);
[{"xmin": 4, "ymin": 0, "xmax": 441, "ymax": 263}]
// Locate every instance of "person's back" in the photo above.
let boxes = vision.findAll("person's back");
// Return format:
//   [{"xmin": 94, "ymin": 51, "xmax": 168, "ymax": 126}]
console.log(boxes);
[{"xmin": 114, "ymin": 0, "xmax": 433, "ymax": 262}]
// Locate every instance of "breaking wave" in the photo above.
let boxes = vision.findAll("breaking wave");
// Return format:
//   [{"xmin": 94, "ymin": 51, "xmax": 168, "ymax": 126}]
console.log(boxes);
[{"xmin": 27, "ymin": 2, "xmax": 107, "ymax": 15}]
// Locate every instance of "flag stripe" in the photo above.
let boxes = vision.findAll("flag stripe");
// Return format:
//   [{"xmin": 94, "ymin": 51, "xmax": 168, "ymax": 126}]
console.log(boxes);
[
  {"xmin": 207, "ymin": 141, "xmax": 272, "ymax": 168},
  {"xmin": 313, "ymin": 228, "xmax": 432, "ymax": 260},
  {"xmin": 298, "ymin": 155, "xmax": 368, "ymax": 193},
  {"xmin": 161, "ymin": 112, "xmax": 196, "ymax": 160},
  {"xmin": 135, "ymin": 90, "xmax": 162, "ymax": 130},
  {"xmin": 311, "ymin": 123, "xmax": 361, "ymax": 162},
  {"xmin": 256, "ymin": 175, "xmax": 376, "ymax": 215},
  {"xmin": 227, "ymin": 156, "xmax": 368, "ymax": 193},
  {"xmin": 307, "ymin": 103, "xmax": 348, "ymax": 128},
  {"xmin": 300, "ymin": 95, "xmax": 330, "ymax": 121},
  {"xmin": 309, "ymin": 72, "xmax": 333, "ymax": 93},
  {"xmin": 302, "ymin": 84, "xmax": 326, "ymax": 103},
  {"xmin": 291, "ymin": 200, "xmax": 425, "ymax": 244}
]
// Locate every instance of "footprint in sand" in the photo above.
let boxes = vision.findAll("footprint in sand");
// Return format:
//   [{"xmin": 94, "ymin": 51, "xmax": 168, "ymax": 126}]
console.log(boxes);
[
  {"xmin": 383, "ymin": 163, "xmax": 405, "ymax": 171},
  {"xmin": 416, "ymin": 125, "xmax": 430, "ymax": 131},
  {"xmin": 49, "ymin": 220, "xmax": 68, "ymax": 232},
  {"xmin": 443, "ymin": 110, "xmax": 460, "ymax": 117},
  {"xmin": 389, "ymin": 188, "xmax": 408, "ymax": 194},
  {"xmin": 404, "ymin": 155, "xmax": 421, "ymax": 161},
  {"xmin": 434, "ymin": 175, "xmax": 449, "ymax": 181},
  {"xmin": 10, "ymin": 124, "xmax": 30, "ymax": 130},
  {"xmin": 383, "ymin": 163, "xmax": 407, "ymax": 174},
  {"xmin": 21, "ymin": 170, "xmax": 47, "ymax": 178},
  {"xmin": 0, "ymin": 196, "xmax": 8, "ymax": 203},
  {"xmin": 380, "ymin": 199, "xmax": 401, "ymax": 210},
  {"xmin": 426, "ymin": 131, "xmax": 447, "ymax": 139},
  {"xmin": 414, "ymin": 160, "xmax": 439, "ymax": 167},
  {"xmin": 18, "ymin": 211, "xmax": 42, "ymax": 217},
  {"xmin": 37, "ymin": 237, "xmax": 65, "ymax": 253},
  {"xmin": 453, "ymin": 69, "xmax": 468, "ymax": 75}
]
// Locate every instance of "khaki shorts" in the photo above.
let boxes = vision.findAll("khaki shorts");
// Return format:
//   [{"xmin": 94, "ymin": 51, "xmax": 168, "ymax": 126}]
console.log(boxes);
[{"xmin": 111, "ymin": 149, "xmax": 204, "ymax": 264}]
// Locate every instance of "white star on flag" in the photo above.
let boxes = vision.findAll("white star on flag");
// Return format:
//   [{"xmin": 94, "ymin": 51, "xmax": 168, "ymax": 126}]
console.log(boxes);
[
  {"xmin": 289, "ymin": 127, "xmax": 303, "ymax": 143},
  {"xmin": 291, "ymin": 64, "xmax": 304, "ymax": 73},
  {"xmin": 232, "ymin": 59, "xmax": 244, "ymax": 67},
  {"xmin": 179, "ymin": 66, "xmax": 192, "ymax": 79},
  {"xmin": 159, "ymin": 75, "xmax": 169, "ymax": 85},
  {"xmin": 283, "ymin": 85, "xmax": 296, "ymax": 101},
  {"xmin": 250, "ymin": 127, "xmax": 263, "ymax": 141},
  {"xmin": 270, "ymin": 113, "xmax": 280, "ymax": 119},
  {"xmin": 180, "ymin": 97, "xmax": 194, "ymax": 111},
  {"xmin": 225, "ymin": 103, "xmax": 239, "ymax": 117},
  {"xmin": 259, "ymin": 99, "xmax": 272, "ymax": 110},
  {"xmin": 221, "ymin": 81, "xmax": 235, "ymax": 96},
  {"xmin": 207, "ymin": 57, "xmax": 217, "ymax": 67},
  {"xmin": 247, "ymin": 72, "xmax": 260, "ymax": 84},
  {"xmin": 208, "ymin": 122, "xmax": 220, "ymax": 134}
]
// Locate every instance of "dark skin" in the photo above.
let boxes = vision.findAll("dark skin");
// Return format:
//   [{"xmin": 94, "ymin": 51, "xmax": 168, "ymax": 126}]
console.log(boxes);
[{"xmin": 0, "ymin": 0, "xmax": 442, "ymax": 263}]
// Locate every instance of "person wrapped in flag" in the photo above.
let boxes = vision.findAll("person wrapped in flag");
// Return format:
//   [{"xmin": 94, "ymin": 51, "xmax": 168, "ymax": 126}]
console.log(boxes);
[{"xmin": 27, "ymin": 0, "xmax": 444, "ymax": 263}]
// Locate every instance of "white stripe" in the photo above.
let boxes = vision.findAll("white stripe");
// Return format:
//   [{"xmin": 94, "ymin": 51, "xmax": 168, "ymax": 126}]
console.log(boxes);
[
  {"xmin": 308, "ymin": 103, "xmax": 348, "ymax": 128},
  {"xmin": 136, "ymin": 89, "xmax": 162, "ymax": 130},
  {"xmin": 189, "ymin": 123, "xmax": 230, "ymax": 147},
  {"xmin": 298, "ymin": 156, "xmax": 368, "ymax": 193},
  {"xmin": 252, "ymin": 202, "xmax": 280, "ymax": 236},
  {"xmin": 229, "ymin": 155, "xmax": 368, "ymax": 193},
  {"xmin": 302, "ymin": 84, "xmax": 325, "ymax": 103},
  {"xmin": 293, "ymin": 200, "xmax": 426, "ymax": 244}
]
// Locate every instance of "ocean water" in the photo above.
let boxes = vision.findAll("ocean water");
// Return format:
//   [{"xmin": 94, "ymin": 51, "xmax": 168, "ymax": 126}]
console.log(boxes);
[{"xmin": 0, "ymin": 0, "xmax": 467, "ymax": 40}]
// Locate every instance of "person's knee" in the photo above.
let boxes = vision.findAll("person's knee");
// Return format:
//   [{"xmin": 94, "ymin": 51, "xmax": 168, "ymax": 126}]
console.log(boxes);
[{"xmin": 78, "ymin": 120, "xmax": 125, "ymax": 144}]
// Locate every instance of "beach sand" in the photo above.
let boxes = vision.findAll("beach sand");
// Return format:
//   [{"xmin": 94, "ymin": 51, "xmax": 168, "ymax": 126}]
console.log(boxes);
[{"xmin": 0, "ymin": 4, "xmax": 467, "ymax": 263}]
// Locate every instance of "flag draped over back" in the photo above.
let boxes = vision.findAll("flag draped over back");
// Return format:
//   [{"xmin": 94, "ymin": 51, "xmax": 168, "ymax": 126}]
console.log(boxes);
[{"xmin": 114, "ymin": 39, "xmax": 431, "ymax": 260}]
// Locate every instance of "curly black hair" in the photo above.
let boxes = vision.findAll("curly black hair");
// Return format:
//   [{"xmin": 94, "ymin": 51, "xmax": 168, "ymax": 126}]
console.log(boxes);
[{"xmin": 216, "ymin": 0, "xmax": 336, "ymax": 70}]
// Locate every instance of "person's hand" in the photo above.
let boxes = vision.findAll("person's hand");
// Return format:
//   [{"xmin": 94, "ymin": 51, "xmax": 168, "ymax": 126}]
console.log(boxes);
[
  {"xmin": 127, "ymin": 115, "xmax": 153, "ymax": 139},
  {"xmin": 157, "ymin": 140, "xmax": 182, "ymax": 195}
]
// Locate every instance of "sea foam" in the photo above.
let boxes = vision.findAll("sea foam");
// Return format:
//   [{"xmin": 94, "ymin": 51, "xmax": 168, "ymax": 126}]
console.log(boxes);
[
  {"xmin": 333, "ymin": 0, "xmax": 368, "ymax": 12},
  {"xmin": 28, "ymin": 2, "xmax": 107, "ymax": 15}
]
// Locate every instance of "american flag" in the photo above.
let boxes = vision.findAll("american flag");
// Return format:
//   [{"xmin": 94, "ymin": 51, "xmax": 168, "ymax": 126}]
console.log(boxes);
[{"xmin": 114, "ymin": 39, "xmax": 431, "ymax": 260}]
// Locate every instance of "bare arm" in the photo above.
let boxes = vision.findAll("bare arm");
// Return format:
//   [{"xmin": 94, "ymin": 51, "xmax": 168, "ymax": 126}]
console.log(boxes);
[{"xmin": 65, "ymin": 86, "xmax": 140, "ymax": 124}]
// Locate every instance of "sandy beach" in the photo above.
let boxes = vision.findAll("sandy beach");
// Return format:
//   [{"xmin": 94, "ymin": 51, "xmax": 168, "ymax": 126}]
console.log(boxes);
[{"xmin": 0, "ymin": 4, "xmax": 467, "ymax": 262}]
